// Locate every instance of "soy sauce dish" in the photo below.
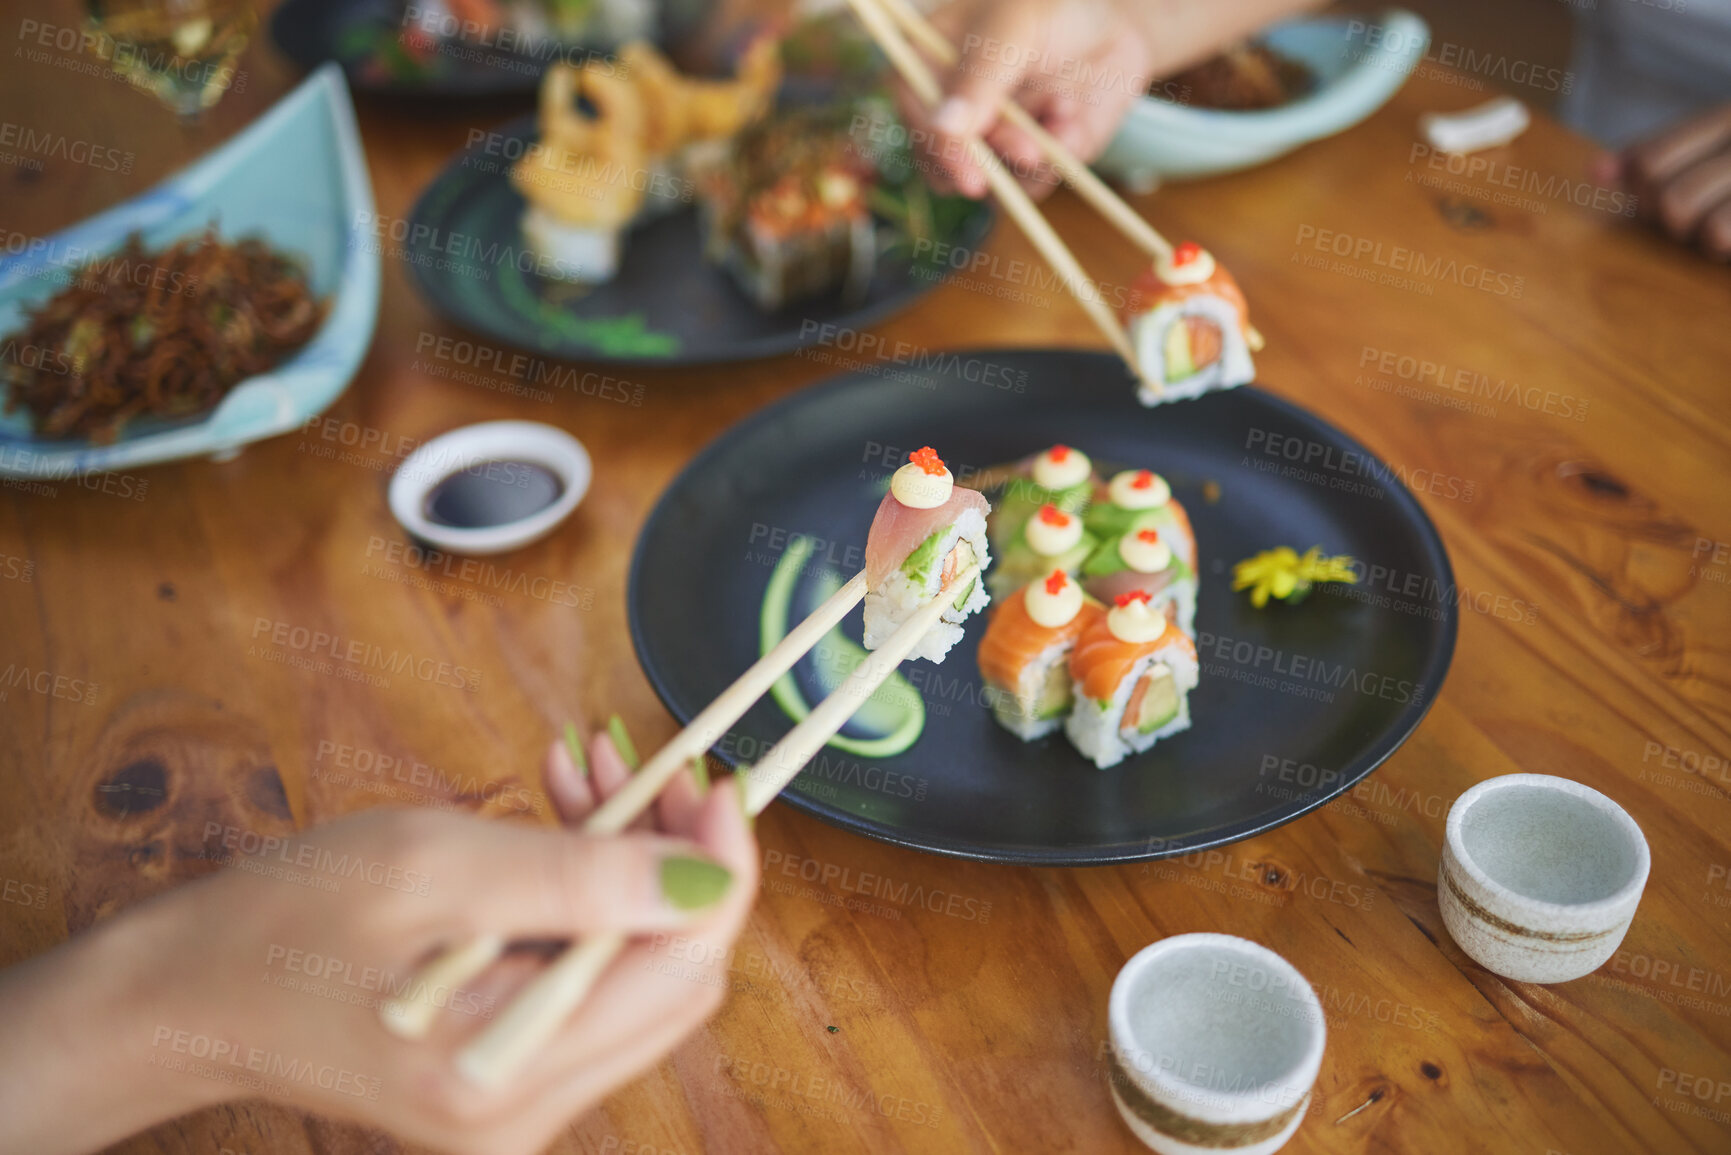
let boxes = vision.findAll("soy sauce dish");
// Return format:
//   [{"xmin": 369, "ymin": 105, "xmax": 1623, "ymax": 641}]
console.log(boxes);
[{"xmin": 388, "ymin": 421, "xmax": 590, "ymax": 555}]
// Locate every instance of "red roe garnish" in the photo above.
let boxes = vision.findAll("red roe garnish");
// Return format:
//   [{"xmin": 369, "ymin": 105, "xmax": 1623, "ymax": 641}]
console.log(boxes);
[
  {"xmin": 910, "ymin": 446, "xmax": 947, "ymax": 476},
  {"xmin": 1137, "ymin": 528, "xmax": 1161, "ymax": 544},
  {"xmin": 1048, "ymin": 444, "xmax": 1071, "ymax": 463},
  {"xmin": 1172, "ymin": 241, "xmax": 1203, "ymax": 266},
  {"xmin": 1044, "ymin": 571, "xmax": 1069, "ymax": 596},
  {"xmin": 1114, "ymin": 590, "xmax": 1153, "ymax": 608},
  {"xmin": 1037, "ymin": 503, "xmax": 1069, "ymax": 527},
  {"xmin": 1130, "ymin": 470, "xmax": 1156, "ymax": 490}
]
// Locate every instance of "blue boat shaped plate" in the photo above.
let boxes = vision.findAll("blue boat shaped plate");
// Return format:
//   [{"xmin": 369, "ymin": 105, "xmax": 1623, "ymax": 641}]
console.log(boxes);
[{"xmin": 0, "ymin": 64, "xmax": 380, "ymax": 477}]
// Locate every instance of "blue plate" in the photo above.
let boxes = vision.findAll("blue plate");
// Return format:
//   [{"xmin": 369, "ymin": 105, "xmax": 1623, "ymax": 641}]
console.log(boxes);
[
  {"xmin": 0, "ymin": 64, "xmax": 379, "ymax": 477},
  {"xmin": 1097, "ymin": 9, "xmax": 1431, "ymax": 188}
]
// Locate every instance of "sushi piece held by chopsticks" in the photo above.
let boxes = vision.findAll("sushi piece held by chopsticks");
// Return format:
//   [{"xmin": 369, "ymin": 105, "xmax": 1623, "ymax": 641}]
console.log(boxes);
[
  {"xmin": 1123, "ymin": 242, "xmax": 1262, "ymax": 406},
  {"xmin": 864, "ymin": 447, "xmax": 992, "ymax": 664}
]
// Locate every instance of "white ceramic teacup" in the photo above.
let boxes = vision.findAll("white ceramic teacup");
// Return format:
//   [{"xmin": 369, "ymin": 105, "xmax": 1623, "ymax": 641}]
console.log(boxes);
[
  {"xmin": 1108, "ymin": 934, "xmax": 1325, "ymax": 1155},
  {"xmin": 1439, "ymin": 773, "xmax": 1649, "ymax": 984}
]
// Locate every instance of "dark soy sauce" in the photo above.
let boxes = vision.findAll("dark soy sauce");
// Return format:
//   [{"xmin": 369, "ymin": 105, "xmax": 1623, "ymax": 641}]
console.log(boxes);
[{"xmin": 424, "ymin": 460, "xmax": 563, "ymax": 528}]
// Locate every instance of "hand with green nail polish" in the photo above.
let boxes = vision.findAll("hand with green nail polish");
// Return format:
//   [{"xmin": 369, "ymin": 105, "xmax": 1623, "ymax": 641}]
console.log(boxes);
[{"xmin": 0, "ymin": 727, "xmax": 757, "ymax": 1155}]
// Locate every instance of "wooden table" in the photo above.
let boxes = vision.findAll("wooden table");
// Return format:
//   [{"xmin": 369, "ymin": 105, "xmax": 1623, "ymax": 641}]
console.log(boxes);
[{"xmin": 4, "ymin": 12, "xmax": 1730, "ymax": 1154}]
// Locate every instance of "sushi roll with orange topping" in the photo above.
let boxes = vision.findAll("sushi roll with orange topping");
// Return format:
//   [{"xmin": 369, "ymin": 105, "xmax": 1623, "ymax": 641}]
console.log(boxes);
[
  {"xmin": 977, "ymin": 569, "xmax": 1104, "ymax": 740},
  {"xmin": 863, "ymin": 447, "xmax": 992, "ymax": 664},
  {"xmin": 988, "ymin": 443, "xmax": 1095, "ymax": 552},
  {"xmin": 987, "ymin": 501, "xmax": 1099, "ymax": 599},
  {"xmin": 1124, "ymin": 241, "xmax": 1262, "ymax": 405},
  {"xmin": 1081, "ymin": 521, "xmax": 1197, "ymax": 636},
  {"xmin": 1066, "ymin": 591, "xmax": 1200, "ymax": 769}
]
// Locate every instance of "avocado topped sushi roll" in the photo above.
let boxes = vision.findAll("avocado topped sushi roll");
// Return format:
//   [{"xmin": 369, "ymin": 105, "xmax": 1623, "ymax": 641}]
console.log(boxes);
[
  {"xmin": 989, "ymin": 443, "xmax": 1095, "ymax": 551},
  {"xmin": 1082, "ymin": 520, "xmax": 1198, "ymax": 636},
  {"xmin": 978, "ymin": 569, "xmax": 1104, "ymax": 740},
  {"xmin": 1066, "ymin": 591, "xmax": 1200, "ymax": 769},
  {"xmin": 988, "ymin": 502, "xmax": 1099, "ymax": 599},
  {"xmin": 863, "ymin": 447, "xmax": 992, "ymax": 664}
]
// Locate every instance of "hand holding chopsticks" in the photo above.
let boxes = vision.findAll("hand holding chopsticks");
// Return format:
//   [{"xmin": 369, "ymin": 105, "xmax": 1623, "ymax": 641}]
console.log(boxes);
[
  {"xmin": 381, "ymin": 558, "xmax": 980, "ymax": 1088},
  {"xmin": 843, "ymin": 0, "xmax": 1171, "ymax": 395}
]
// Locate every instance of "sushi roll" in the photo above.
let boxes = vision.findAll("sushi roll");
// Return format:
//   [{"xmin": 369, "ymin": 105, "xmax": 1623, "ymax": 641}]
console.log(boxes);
[
  {"xmin": 863, "ymin": 447, "xmax": 992, "ymax": 664},
  {"xmin": 1081, "ymin": 521, "xmax": 1198, "ymax": 637},
  {"xmin": 988, "ymin": 443, "xmax": 1094, "ymax": 552},
  {"xmin": 1083, "ymin": 469, "xmax": 1193, "ymax": 549},
  {"xmin": 698, "ymin": 108, "xmax": 879, "ymax": 312},
  {"xmin": 1066, "ymin": 591, "xmax": 1200, "ymax": 770},
  {"xmin": 978, "ymin": 569, "xmax": 1104, "ymax": 740},
  {"xmin": 988, "ymin": 502, "xmax": 1098, "ymax": 599},
  {"xmin": 1124, "ymin": 241, "xmax": 1262, "ymax": 406}
]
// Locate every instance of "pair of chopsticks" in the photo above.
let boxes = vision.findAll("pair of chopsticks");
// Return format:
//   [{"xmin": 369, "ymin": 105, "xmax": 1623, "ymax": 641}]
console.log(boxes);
[
  {"xmin": 844, "ymin": 0, "xmax": 1173, "ymax": 396},
  {"xmin": 380, "ymin": 558, "xmax": 981, "ymax": 1087}
]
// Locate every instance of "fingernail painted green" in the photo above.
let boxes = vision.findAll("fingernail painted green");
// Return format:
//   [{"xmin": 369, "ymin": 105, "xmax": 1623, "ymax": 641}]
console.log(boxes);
[
  {"xmin": 609, "ymin": 714, "xmax": 640, "ymax": 771},
  {"xmin": 564, "ymin": 721, "xmax": 588, "ymax": 777},
  {"xmin": 661, "ymin": 855, "xmax": 733, "ymax": 910}
]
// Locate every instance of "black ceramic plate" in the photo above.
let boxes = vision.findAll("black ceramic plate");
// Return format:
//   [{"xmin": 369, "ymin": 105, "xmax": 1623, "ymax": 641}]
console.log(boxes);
[
  {"xmin": 272, "ymin": 0, "xmax": 579, "ymax": 98},
  {"xmin": 401, "ymin": 115, "xmax": 996, "ymax": 366},
  {"xmin": 629, "ymin": 350, "xmax": 1457, "ymax": 864}
]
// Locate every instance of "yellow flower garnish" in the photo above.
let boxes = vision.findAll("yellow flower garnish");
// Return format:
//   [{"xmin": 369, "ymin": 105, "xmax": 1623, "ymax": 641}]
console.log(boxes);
[{"xmin": 1232, "ymin": 546, "xmax": 1359, "ymax": 608}]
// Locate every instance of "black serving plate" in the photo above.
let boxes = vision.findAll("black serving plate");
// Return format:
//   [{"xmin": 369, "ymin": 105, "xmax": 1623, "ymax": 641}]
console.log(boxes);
[
  {"xmin": 629, "ymin": 351, "xmax": 1457, "ymax": 864},
  {"xmin": 400, "ymin": 114, "xmax": 995, "ymax": 366}
]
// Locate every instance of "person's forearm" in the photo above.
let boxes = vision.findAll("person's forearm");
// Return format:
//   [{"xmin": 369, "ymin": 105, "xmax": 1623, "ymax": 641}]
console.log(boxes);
[
  {"xmin": 1132, "ymin": 0, "xmax": 1330, "ymax": 77},
  {"xmin": 0, "ymin": 892, "xmax": 223, "ymax": 1155}
]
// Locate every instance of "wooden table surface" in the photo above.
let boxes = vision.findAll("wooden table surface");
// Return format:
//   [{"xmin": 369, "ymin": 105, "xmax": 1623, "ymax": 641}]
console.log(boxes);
[{"xmin": 4, "ymin": 10, "xmax": 1731, "ymax": 1154}]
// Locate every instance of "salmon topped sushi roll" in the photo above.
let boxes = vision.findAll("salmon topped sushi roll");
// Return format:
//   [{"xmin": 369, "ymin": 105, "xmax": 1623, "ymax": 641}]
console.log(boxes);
[
  {"xmin": 978, "ymin": 569, "xmax": 1104, "ymax": 740},
  {"xmin": 988, "ymin": 443, "xmax": 1095, "ymax": 551},
  {"xmin": 1123, "ymin": 241, "xmax": 1262, "ymax": 406},
  {"xmin": 863, "ymin": 447, "xmax": 992, "ymax": 664},
  {"xmin": 1066, "ymin": 591, "xmax": 1200, "ymax": 769}
]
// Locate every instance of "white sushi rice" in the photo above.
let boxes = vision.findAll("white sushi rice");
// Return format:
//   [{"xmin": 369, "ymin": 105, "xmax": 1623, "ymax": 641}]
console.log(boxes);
[
  {"xmin": 1150, "ymin": 578, "xmax": 1198, "ymax": 639},
  {"xmin": 863, "ymin": 507, "xmax": 990, "ymax": 664},
  {"xmin": 1065, "ymin": 641, "xmax": 1200, "ymax": 769},
  {"xmin": 988, "ymin": 637, "xmax": 1072, "ymax": 740},
  {"xmin": 522, "ymin": 206, "xmax": 621, "ymax": 283},
  {"xmin": 1129, "ymin": 295, "xmax": 1255, "ymax": 406}
]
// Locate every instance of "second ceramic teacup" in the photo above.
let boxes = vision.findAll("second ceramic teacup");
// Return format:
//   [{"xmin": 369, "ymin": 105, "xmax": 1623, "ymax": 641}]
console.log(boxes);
[
  {"xmin": 1439, "ymin": 773, "xmax": 1649, "ymax": 983},
  {"xmin": 1108, "ymin": 933, "xmax": 1325, "ymax": 1155}
]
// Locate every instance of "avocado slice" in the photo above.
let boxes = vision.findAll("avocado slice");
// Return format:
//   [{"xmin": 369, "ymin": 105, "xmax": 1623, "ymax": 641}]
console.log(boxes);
[
  {"xmin": 1033, "ymin": 660, "xmax": 1073, "ymax": 719},
  {"xmin": 901, "ymin": 530, "xmax": 945, "ymax": 584},
  {"xmin": 1164, "ymin": 319, "xmax": 1197, "ymax": 382},
  {"xmin": 1126, "ymin": 665, "xmax": 1180, "ymax": 735}
]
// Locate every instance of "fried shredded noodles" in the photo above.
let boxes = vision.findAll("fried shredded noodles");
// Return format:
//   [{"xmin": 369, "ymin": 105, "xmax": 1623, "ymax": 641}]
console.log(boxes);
[{"xmin": 1, "ymin": 227, "xmax": 327, "ymax": 443}]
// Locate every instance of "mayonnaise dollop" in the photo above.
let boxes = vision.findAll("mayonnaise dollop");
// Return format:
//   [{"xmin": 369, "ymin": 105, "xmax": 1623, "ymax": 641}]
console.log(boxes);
[
  {"xmin": 891, "ymin": 462, "xmax": 953, "ymax": 509},
  {"xmin": 1108, "ymin": 469, "xmax": 1170, "ymax": 510},
  {"xmin": 1026, "ymin": 569, "xmax": 1083, "ymax": 628},
  {"xmin": 1106, "ymin": 595, "xmax": 1166, "ymax": 644},
  {"xmin": 1153, "ymin": 243, "xmax": 1217, "ymax": 286},
  {"xmin": 1031, "ymin": 444, "xmax": 1091, "ymax": 491},
  {"xmin": 1118, "ymin": 528, "xmax": 1172, "ymax": 573},
  {"xmin": 1025, "ymin": 505, "xmax": 1083, "ymax": 556}
]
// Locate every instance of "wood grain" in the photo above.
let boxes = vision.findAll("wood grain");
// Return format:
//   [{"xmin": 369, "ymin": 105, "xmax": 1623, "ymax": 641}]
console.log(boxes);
[{"xmin": 1, "ymin": 6, "xmax": 1729, "ymax": 1154}]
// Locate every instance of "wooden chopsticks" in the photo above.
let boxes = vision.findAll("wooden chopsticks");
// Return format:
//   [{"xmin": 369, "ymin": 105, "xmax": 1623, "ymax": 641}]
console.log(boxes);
[
  {"xmin": 381, "ymin": 560, "xmax": 981, "ymax": 1087},
  {"xmin": 378, "ymin": 569, "xmax": 867, "ymax": 1041},
  {"xmin": 842, "ymin": 0, "xmax": 1169, "ymax": 396}
]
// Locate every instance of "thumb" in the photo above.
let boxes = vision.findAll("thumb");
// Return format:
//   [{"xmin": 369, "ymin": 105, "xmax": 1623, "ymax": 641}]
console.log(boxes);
[{"xmin": 932, "ymin": 2, "xmax": 1046, "ymax": 140}]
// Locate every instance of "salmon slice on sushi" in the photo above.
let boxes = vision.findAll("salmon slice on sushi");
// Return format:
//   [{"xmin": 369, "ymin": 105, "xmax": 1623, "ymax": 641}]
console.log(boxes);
[
  {"xmin": 988, "ymin": 443, "xmax": 1096, "ymax": 552},
  {"xmin": 977, "ymin": 570, "xmax": 1104, "ymax": 740},
  {"xmin": 864, "ymin": 447, "xmax": 992, "ymax": 664},
  {"xmin": 1124, "ymin": 242, "xmax": 1263, "ymax": 406},
  {"xmin": 1066, "ymin": 591, "xmax": 1200, "ymax": 769}
]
